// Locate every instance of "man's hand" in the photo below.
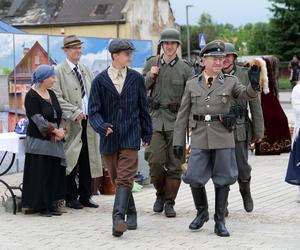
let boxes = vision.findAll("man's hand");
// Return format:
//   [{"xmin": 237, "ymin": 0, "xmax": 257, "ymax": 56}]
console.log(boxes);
[
  {"xmin": 106, "ymin": 125, "xmax": 113, "ymax": 136},
  {"xmin": 76, "ymin": 112, "xmax": 87, "ymax": 121},
  {"xmin": 173, "ymin": 146, "xmax": 184, "ymax": 160},
  {"xmin": 143, "ymin": 142, "xmax": 150, "ymax": 148},
  {"xmin": 248, "ymin": 65, "xmax": 261, "ymax": 91},
  {"xmin": 150, "ymin": 66, "xmax": 160, "ymax": 80}
]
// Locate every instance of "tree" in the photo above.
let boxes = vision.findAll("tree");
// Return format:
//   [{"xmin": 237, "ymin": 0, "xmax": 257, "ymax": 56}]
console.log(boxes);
[
  {"xmin": 1, "ymin": 66, "xmax": 12, "ymax": 75},
  {"xmin": 268, "ymin": 0, "xmax": 300, "ymax": 60}
]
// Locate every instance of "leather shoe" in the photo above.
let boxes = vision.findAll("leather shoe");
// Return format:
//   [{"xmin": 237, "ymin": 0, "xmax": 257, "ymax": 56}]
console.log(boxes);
[
  {"xmin": 66, "ymin": 200, "xmax": 84, "ymax": 209},
  {"xmin": 79, "ymin": 198, "xmax": 99, "ymax": 208}
]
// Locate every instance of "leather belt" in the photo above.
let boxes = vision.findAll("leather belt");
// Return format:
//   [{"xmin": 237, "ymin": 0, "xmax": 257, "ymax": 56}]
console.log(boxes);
[{"xmin": 193, "ymin": 114, "xmax": 220, "ymax": 122}]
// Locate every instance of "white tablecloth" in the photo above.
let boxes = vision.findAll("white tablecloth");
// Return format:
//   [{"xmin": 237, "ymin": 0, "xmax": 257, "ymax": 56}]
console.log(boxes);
[{"xmin": 0, "ymin": 132, "xmax": 25, "ymax": 154}]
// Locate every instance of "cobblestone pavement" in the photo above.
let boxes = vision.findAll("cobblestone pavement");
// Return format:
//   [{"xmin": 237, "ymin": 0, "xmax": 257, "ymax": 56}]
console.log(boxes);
[{"xmin": 1, "ymin": 152, "xmax": 300, "ymax": 250}]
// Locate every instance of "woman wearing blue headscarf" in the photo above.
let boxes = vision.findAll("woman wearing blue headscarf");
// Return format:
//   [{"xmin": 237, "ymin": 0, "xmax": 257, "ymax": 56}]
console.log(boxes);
[{"xmin": 22, "ymin": 64, "xmax": 67, "ymax": 217}]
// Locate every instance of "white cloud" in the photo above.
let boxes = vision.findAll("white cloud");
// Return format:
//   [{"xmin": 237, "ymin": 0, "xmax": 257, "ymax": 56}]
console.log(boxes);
[
  {"xmin": 80, "ymin": 49, "xmax": 109, "ymax": 68},
  {"xmin": 0, "ymin": 34, "xmax": 13, "ymax": 58}
]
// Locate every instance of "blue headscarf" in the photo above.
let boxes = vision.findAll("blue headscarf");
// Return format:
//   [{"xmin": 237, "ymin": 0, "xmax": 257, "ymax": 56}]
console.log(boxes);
[{"xmin": 32, "ymin": 64, "xmax": 55, "ymax": 86}]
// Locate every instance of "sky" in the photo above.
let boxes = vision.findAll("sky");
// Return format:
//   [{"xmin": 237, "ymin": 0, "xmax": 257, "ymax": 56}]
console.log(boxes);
[{"xmin": 169, "ymin": 0, "xmax": 272, "ymax": 27}]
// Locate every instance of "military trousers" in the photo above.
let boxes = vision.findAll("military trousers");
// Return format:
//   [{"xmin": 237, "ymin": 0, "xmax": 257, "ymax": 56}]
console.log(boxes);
[
  {"xmin": 183, "ymin": 148, "xmax": 238, "ymax": 187},
  {"xmin": 146, "ymin": 130, "xmax": 182, "ymax": 180},
  {"xmin": 235, "ymin": 140, "xmax": 252, "ymax": 182}
]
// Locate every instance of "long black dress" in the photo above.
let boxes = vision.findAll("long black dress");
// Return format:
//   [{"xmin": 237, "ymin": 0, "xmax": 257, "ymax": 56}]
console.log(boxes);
[{"xmin": 22, "ymin": 88, "xmax": 66, "ymax": 212}]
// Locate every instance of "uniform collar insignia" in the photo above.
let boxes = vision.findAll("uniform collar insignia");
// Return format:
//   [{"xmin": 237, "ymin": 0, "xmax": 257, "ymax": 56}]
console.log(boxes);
[
  {"xmin": 160, "ymin": 54, "xmax": 179, "ymax": 67},
  {"xmin": 218, "ymin": 73, "xmax": 225, "ymax": 84},
  {"xmin": 169, "ymin": 55, "xmax": 179, "ymax": 67},
  {"xmin": 160, "ymin": 55, "xmax": 165, "ymax": 65}
]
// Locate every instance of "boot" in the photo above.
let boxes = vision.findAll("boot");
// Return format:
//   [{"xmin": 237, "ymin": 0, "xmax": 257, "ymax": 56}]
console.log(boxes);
[
  {"xmin": 164, "ymin": 178, "xmax": 181, "ymax": 218},
  {"xmin": 189, "ymin": 186, "xmax": 209, "ymax": 230},
  {"xmin": 225, "ymin": 201, "xmax": 229, "ymax": 217},
  {"xmin": 112, "ymin": 186, "xmax": 131, "ymax": 237},
  {"xmin": 151, "ymin": 176, "xmax": 165, "ymax": 213},
  {"xmin": 214, "ymin": 186, "xmax": 230, "ymax": 237},
  {"xmin": 239, "ymin": 178, "xmax": 254, "ymax": 212},
  {"xmin": 126, "ymin": 193, "xmax": 137, "ymax": 230}
]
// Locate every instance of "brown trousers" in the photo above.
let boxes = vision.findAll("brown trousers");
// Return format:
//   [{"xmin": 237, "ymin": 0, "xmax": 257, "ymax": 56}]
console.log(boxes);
[{"xmin": 102, "ymin": 149, "xmax": 138, "ymax": 189}]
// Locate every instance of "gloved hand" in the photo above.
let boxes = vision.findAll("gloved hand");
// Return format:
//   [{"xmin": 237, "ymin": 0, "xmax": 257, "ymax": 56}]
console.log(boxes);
[
  {"xmin": 248, "ymin": 65, "xmax": 261, "ymax": 91},
  {"xmin": 173, "ymin": 146, "xmax": 184, "ymax": 160}
]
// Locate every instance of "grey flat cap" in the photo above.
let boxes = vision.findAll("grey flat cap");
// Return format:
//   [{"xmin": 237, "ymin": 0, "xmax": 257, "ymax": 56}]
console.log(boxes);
[
  {"xmin": 200, "ymin": 40, "xmax": 225, "ymax": 57},
  {"xmin": 108, "ymin": 39, "xmax": 136, "ymax": 53}
]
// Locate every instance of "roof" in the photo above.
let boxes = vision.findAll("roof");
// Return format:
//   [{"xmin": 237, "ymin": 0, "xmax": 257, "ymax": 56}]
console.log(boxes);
[
  {"xmin": 1, "ymin": 0, "xmax": 128, "ymax": 27},
  {"xmin": 9, "ymin": 41, "xmax": 55, "ymax": 82},
  {"xmin": 0, "ymin": 20, "xmax": 25, "ymax": 33}
]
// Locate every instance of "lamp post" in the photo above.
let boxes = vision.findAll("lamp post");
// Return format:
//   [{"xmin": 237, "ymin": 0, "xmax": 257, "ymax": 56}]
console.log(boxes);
[{"xmin": 186, "ymin": 4, "xmax": 194, "ymax": 62}]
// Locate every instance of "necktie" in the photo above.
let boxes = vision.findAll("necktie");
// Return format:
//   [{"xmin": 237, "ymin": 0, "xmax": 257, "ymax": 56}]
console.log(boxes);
[
  {"xmin": 73, "ymin": 66, "xmax": 86, "ymax": 98},
  {"xmin": 207, "ymin": 77, "xmax": 213, "ymax": 88}
]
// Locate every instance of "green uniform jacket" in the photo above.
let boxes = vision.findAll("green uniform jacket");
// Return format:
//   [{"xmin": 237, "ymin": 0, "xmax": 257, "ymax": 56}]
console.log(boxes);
[
  {"xmin": 173, "ymin": 72, "xmax": 258, "ymax": 149},
  {"xmin": 143, "ymin": 55, "xmax": 194, "ymax": 132},
  {"xmin": 231, "ymin": 66, "xmax": 264, "ymax": 142}
]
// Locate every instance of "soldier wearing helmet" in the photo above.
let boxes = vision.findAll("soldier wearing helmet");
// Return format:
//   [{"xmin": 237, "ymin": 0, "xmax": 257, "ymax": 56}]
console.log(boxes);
[
  {"xmin": 143, "ymin": 28, "xmax": 194, "ymax": 218},
  {"xmin": 223, "ymin": 42, "xmax": 264, "ymax": 216}
]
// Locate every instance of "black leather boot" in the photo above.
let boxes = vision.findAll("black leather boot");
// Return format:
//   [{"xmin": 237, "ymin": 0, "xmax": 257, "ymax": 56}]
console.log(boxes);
[
  {"xmin": 112, "ymin": 186, "xmax": 130, "ymax": 237},
  {"xmin": 151, "ymin": 176, "xmax": 165, "ymax": 213},
  {"xmin": 214, "ymin": 186, "xmax": 230, "ymax": 237},
  {"xmin": 126, "ymin": 193, "xmax": 137, "ymax": 230},
  {"xmin": 189, "ymin": 186, "xmax": 209, "ymax": 230},
  {"xmin": 164, "ymin": 178, "xmax": 181, "ymax": 217},
  {"xmin": 239, "ymin": 178, "xmax": 254, "ymax": 212}
]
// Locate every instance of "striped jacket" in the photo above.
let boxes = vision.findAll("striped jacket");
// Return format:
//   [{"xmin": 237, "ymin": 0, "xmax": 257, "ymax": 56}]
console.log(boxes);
[{"xmin": 88, "ymin": 67, "xmax": 152, "ymax": 154}]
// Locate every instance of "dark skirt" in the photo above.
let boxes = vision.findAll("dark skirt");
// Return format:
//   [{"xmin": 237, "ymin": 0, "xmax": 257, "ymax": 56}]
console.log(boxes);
[
  {"xmin": 22, "ymin": 153, "xmax": 66, "ymax": 210},
  {"xmin": 285, "ymin": 132, "xmax": 300, "ymax": 186}
]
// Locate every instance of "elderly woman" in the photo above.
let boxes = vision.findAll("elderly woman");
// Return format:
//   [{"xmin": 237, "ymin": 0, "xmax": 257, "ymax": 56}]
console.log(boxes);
[{"xmin": 22, "ymin": 64, "xmax": 66, "ymax": 217}]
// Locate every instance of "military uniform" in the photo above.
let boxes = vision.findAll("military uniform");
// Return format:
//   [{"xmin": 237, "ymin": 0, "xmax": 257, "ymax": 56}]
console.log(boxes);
[
  {"xmin": 143, "ymin": 28, "xmax": 194, "ymax": 217},
  {"xmin": 223, "ymin": 42, "xmax": 264, "ymax": 214},
  {"xmin": 173, "ymin": 40, "xmax": 260, "ymax": 237},
  {"xmin": 229, "ymin": 65, "xmax": 264, "ymax": 180}
]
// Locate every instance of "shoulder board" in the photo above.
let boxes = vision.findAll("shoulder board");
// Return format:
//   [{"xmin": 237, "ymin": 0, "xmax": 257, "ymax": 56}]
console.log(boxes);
[
  {"xmin": 183, "ymin": 59, "xmax": 193, "ymax": 66},
  {"xmin": 146, "ymin": 56, "xmax": 156, "ymax": 61},
  {"xmin": 188, "ymin": 74, "xmax": 199, "ymax": 80}
]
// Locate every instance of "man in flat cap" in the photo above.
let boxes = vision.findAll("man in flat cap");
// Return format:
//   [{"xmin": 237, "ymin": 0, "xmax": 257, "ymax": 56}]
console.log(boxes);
[
  {"xmin": 88, "ymin": 38, "xmax": 152, "ymax": 237},
  {"xmin": 143, "ymin": 28, "xmax": 194, "ymax": 218},
  {"xmin": 173, "ymin": 40, "xmax": 261, "ymax": 237},
  {"xmin": 51, "ymin": 35, "xmax": 102, "ymax": 209}
]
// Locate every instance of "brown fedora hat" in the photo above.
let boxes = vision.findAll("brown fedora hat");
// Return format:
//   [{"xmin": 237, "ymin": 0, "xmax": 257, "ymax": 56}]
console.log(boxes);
[{"xmin": 62, "ymin": 35, "xmax": 83, "ymax": 49}]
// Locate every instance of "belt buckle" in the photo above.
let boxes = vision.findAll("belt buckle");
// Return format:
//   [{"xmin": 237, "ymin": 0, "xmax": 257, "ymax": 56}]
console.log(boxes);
[{"xmin": 204, "ymin": 114, "xmax": 211, "ymax": 122}]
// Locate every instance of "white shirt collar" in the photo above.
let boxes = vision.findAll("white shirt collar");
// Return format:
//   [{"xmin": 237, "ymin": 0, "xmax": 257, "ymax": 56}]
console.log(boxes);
[{"xmin": 66, "ymin": 58, "xmax": 78, "ymax": 71}]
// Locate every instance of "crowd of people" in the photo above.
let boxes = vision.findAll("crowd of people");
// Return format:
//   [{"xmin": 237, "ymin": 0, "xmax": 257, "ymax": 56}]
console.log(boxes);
[{"xmin": 21, "ymin": 28, "xmax": 299, "ymax": 238}]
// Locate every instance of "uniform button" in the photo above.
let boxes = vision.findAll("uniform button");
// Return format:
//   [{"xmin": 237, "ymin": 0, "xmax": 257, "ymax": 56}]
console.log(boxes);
[
  {"xmin": 206, "ymin": 105, "xmax": 210, "ymax": 108},
  {"xmin": 75, "ymin": 101, "xmax": 78, "ymax": 104},
  {"xmin": 207, "ymin": 123, "xmax": 210, "ymax": 126},
  {"xmin": 75, "ymin": 88, "xmax": 78, "ymax": 90}
]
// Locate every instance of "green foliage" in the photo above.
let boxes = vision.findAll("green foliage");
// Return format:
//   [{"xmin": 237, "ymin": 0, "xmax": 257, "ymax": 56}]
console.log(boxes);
[
  {"xmin": 1, "ymin": 66, "xmax": 12, "ymax": 75},
  {"xmin": 279, "ymin": 77, "xmax": 292, "ymax": 90},
  {"xmin": 180, "ymin": 13, "xmax": 272, "ymax": 57},
  {"xmin": 268, "ymin": 0, "xmax": 300, "ymax": 60}
]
